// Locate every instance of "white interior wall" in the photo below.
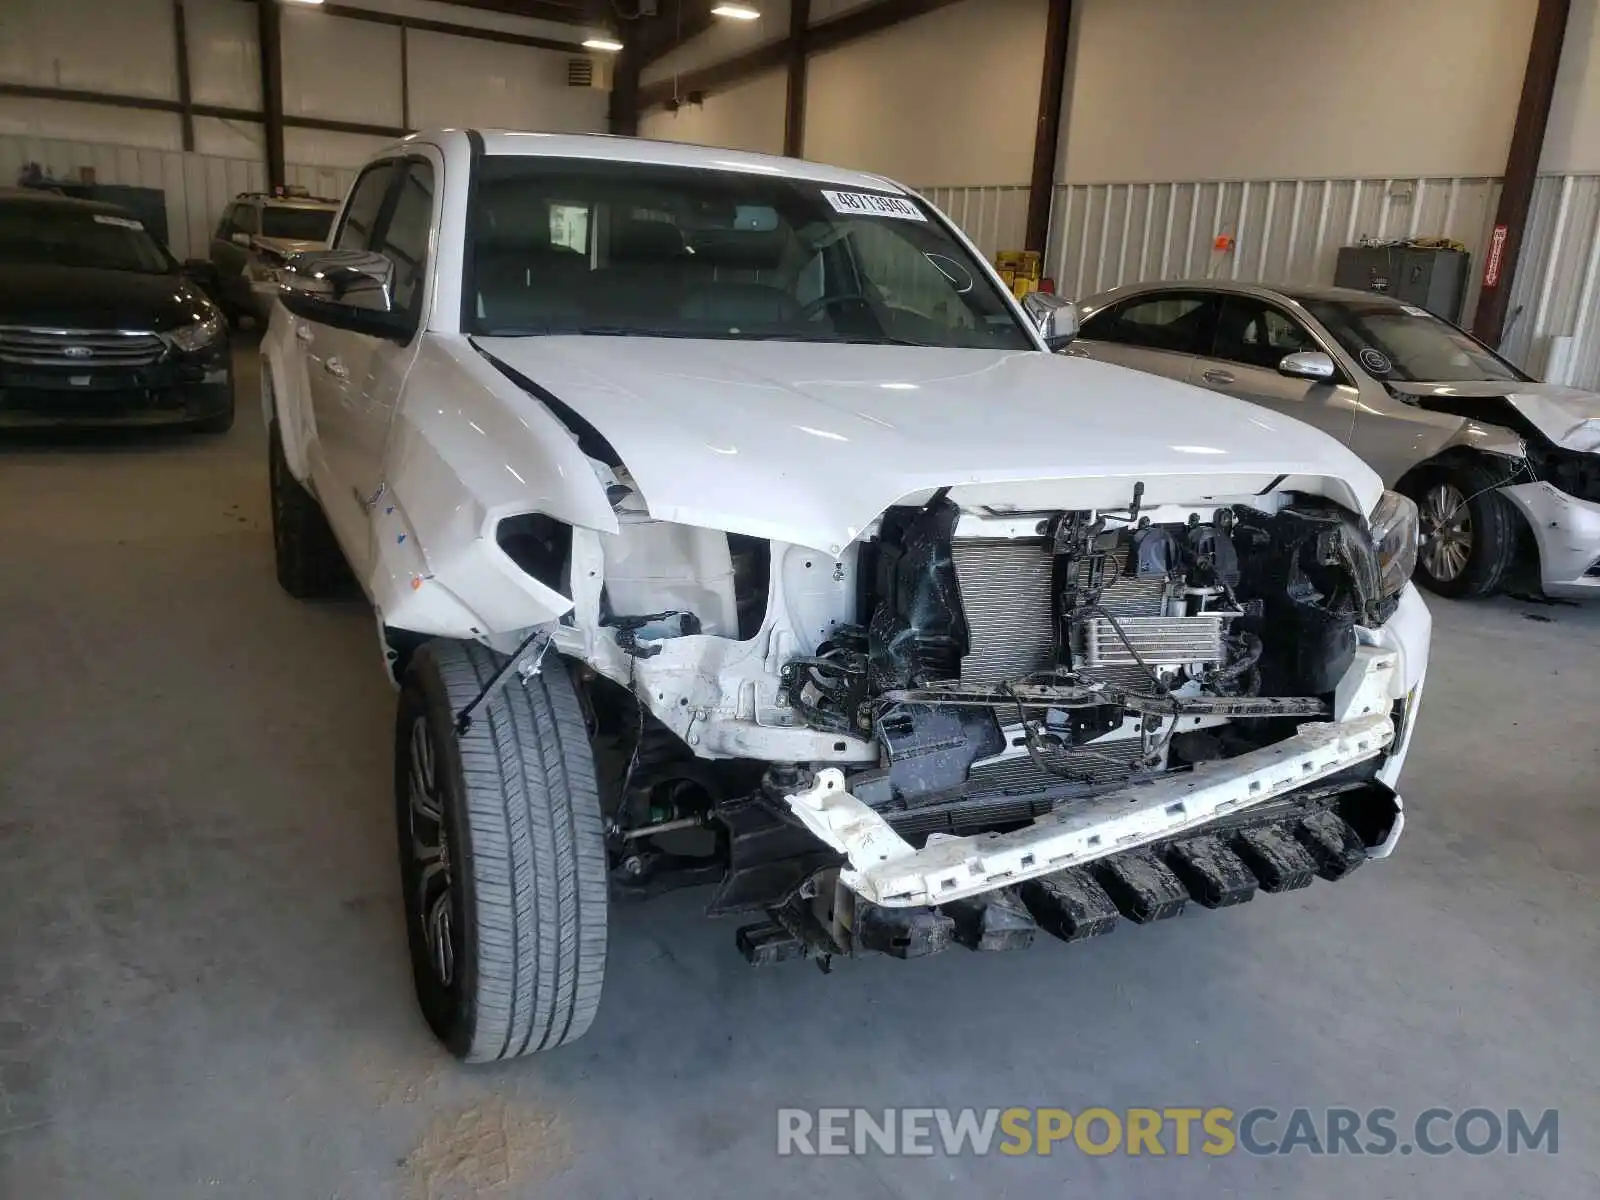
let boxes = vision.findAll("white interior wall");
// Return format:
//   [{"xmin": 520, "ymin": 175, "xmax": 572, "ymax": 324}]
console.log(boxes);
[
  {"xmin": 0, "ymin": 0, "xmax": 606, "ymax": 171},
  {"xmin": 186, "ymin": 0, "xmax": 261, "ymax": 111},
  {"xmin": 0, "ymin": 100, "xmax": 183, "ymax": 151},
  {"xmin": 1059, "ymin": 0, "xmax": 1540, "ymax": 183},
  {"xmin": 193, "ymin": 116, "xmax": 265, "ymax": 160},
  {"xmin": 281, "ymin": 10, "xmax": 405, "ymax": 128},
  {"xmin": 639, "ymin": 69, "xmax": 788, "ymax": 155},
  {"xmin": 0, "ymin": 0, "xmax": 178, "ymax": 99},
  {"xmin": 1546, "ymin": 0, "xmax": 1600, "ymax": 172},
  {"xmin": 804, "ymin": 0, "xmax": 1046, "ymax": 185},
  {"xmin": 407, "ymin": 29, "xmax": 608, "ymax": 132}
]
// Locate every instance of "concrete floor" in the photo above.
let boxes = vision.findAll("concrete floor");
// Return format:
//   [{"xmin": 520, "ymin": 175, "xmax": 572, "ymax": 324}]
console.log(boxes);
[{"xmin": 1, "ymin": 339, "xmax": 1596, "ymax": 1199}]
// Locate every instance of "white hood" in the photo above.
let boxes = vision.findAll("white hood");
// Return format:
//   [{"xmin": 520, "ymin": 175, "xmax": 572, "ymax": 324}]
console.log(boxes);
[
  {"xmin": 476, "ymin": 337, "xmax": 1382, "ymax": 552},
  {"xmin": 1391, "ymin": 380, "xmax": 1600, "ymax": 453}
]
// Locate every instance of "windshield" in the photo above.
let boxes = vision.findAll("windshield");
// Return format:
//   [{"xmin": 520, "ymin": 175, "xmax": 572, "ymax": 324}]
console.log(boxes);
[
  {"xmin": 467, "ymin": 156, "xmax": 1031, "ymax": 350},
  {"xmin": 261, "ymin": 205, "xmax": 335, "ymax": 241},
  {"xmin": 0, "ymin": 204, "xmax": 174, "ymax": 274},
  {"xmin": 1302, "ymin": 297, "xmax": 1527, "ymax": 384}
]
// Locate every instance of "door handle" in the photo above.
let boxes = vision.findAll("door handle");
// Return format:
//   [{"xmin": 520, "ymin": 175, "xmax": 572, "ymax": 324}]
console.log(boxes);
[
  {"xmin": 295, "ymin": 323, "xmax": 314, "ymax": 343},
  {"xmin": 323, "ymin": 356, "xmax": 349, "ymax": 380},
  {"xmin": 1202, "ymin": 368, "xmax": 1235, "ymax": 386}
]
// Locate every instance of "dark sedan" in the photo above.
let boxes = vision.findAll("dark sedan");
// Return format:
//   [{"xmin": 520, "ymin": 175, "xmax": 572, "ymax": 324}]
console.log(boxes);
[{"xmin": 0, "ymin": 189, "xmax": 234, "ymax": 432}]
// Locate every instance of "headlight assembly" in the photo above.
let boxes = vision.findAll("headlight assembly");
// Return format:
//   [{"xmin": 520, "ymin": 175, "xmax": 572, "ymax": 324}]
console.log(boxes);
[
  {"xmin": 1369, "ymin": 489, "xmax": 1419, "ymax": 600},
  {"xmin": 167, "ymin": 309, "xmax": 225, "ymax": 353}
]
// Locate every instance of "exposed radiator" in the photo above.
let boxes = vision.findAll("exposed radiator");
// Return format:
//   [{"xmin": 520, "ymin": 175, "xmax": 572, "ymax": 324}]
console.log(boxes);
[{"xmin": 951, "ymin": 539, "xmax": 1055, "ymax": 685}]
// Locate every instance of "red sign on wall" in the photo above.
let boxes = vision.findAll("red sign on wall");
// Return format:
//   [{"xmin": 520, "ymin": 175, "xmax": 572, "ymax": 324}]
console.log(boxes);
[{"xmin": 1483, "ymin": 224, "xmax": 1508, "ymax": 288}]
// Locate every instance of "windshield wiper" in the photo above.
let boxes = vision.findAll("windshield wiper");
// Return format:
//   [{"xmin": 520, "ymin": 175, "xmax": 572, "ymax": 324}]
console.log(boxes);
[
  {"xmin": 837, "ymin": 335, "xmax": 925, "ymax": 347},
  {"xmin": 742, "ymin": 332, "xmax": 926, "ymax": 347}
]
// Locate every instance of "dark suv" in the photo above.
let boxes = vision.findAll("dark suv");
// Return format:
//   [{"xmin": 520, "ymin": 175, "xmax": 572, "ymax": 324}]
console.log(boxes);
[
  {"xmin": 210, "ymin": 191, "xmax": 339, "ymax": 325},
  {"xmin": 0, "ymin": 189, "xmax": 234, "ymax": 432}
]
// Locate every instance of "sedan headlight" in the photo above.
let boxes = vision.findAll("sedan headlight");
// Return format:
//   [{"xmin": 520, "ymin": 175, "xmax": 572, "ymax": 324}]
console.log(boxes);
[
  {"xmin": 167, "ymin": 309, "xmax": 225, "ymax": 353},
  {"xmin": 1369, "ymin": 489, "xmax": 1419, "ymax": 599}
]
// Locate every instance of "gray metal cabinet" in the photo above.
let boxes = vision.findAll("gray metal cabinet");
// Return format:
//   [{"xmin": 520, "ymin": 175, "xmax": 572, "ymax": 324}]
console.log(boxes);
[{"xmin": 1334, "ymin": 246, "xmax": 1469, "ymax": 322}]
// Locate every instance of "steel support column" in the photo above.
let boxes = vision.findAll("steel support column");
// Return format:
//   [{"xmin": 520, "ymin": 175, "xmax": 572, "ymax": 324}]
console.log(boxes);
[
  {"xmin": 1025, "ymin": 0, "xmax": 1072, "ymax": 254},
  {"xmin": 784, "ymin": 0, "xmax": 812, "ymax": 158},
  {"xmin": 257, "ymin": 0, "xmax": 287, "ymax": 191},
  {"xmin": 173, "ymin": 0, "xmax": 195, "ymax": 152},
  {"xmin": 610, "ymin": 39, "xmax": 642, "ymax": 136},
  {"xmin": 1470, "ymin": 0, "xmax": 1572, "ymax": 346}
]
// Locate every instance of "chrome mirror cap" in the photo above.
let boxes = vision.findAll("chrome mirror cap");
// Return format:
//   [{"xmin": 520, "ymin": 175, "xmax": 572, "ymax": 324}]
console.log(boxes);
[
  {"xmin": 279, "ymin": 249, "xmax": 397, "ymax": 315},
  {"xmin": 1022, "ymin": 291, "xmax": 1079, "ymax": 351},
  {"xmin": 1279, "ymin": 350, "xmax": 1337, "ymax": 381}
]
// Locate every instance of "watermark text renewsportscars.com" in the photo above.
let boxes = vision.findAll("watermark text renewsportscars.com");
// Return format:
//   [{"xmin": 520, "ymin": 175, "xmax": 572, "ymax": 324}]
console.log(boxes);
[{"xmin": 777, "ymin": 1106, "xmax": 1559, "ymax": 1158}]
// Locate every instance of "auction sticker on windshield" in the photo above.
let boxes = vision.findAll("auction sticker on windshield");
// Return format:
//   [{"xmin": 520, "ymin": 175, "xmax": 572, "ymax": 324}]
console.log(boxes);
[{"xmin": 822, "ymin": 190, "xmax": 927, "ymax": 221}]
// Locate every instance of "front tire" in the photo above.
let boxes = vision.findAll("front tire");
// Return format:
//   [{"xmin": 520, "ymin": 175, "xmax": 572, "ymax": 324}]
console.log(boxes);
[
  {"xmin": 396, "ymin": 640, "xmax": 608, "ymax": 1061},
  {"xmin": 1403, "ymin": 461, "xmax": 1518, "ymax": 598}
]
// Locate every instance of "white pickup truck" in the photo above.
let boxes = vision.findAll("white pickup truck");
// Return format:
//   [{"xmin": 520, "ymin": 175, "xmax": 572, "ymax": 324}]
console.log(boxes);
[{"xmin": 261, "ymin": 130, "xmax": 1431, "ymax": 1062}]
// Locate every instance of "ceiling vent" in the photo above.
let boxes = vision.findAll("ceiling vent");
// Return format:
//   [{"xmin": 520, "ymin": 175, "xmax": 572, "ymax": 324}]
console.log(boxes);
[{"xmin": 567, "ymin": 58, "xmax": 594, "ymax": 88}]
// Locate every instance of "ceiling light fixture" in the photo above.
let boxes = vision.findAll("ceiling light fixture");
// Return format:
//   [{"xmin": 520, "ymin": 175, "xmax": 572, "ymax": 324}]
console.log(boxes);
[
  {"xmin": 712, "ymin": 4, "xmax": 762, "ymax": 19},
  {"xmin": 281, "ymin": 0, "xmax": 327, "ymax": 6},
  {"xmin": 583, "ymin": 36, "xmax": 625, "ymax": 52}
]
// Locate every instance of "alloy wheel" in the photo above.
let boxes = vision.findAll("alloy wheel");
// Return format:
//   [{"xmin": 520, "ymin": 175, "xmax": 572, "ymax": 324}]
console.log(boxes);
[
  {"xmin": 407, "ymin": 715, "xmax": 455, "ymax": 987},
  {"xmin": 1420, "ymin": 481, "xmax": 1473, "ymax": 583}
]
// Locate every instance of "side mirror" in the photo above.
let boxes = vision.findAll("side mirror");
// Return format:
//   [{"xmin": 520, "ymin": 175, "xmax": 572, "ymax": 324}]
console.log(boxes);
[
  {"xmin": 231, "ymin": 231, "xmax": 252, "ymax": 248},
  {"xmin": 181, "ymin": 257, "xmax": 218, "ymax": 286},
  {"xmin": 1022, "ymin": 291, "xmax": 1080, "ymax": 351},
  {"xmin": 1278, "ymin": 350, "xmax": 1337, "ymax": 381},
  {"xmin": 180, "ymin": 257, "xmax": 220, "ymax": 301},
  {"xmin": 278, "ymin": 249, "xmax": 411, "ymax": 339}
]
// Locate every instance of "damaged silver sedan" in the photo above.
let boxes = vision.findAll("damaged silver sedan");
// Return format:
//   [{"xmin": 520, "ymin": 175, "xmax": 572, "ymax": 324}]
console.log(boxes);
[{"xmin": 1074, "ymin": 281, "xmax": 1600, "ymax": 599}]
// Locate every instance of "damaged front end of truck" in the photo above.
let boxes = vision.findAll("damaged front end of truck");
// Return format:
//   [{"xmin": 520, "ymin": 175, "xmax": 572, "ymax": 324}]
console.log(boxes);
[{"xmin": 558, "ymin": 478, "xmax": 1426, "ymax": 968}]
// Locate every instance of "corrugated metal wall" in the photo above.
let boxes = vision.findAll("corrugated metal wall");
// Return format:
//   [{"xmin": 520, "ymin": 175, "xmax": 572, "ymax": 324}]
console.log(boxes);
[
  {"xmin": 919, "ymin": 174, "xmax": 1600, "ymax": 390},
  {"xmin": 920, "ymin": 185, "xmax": 1030, "ymax": 263},
  {"xmin": 0, "ymin": 134, "xmax": 359, "ymax": 259}
]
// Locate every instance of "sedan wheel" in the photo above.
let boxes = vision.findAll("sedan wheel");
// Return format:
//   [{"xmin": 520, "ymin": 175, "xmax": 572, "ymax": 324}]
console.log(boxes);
[
  {"xmin": 1419, "ymin": 481, "xmax": 1472, "ymax": 584},
  {"xmin": 1402, "ymin": 462, "xmax": 1519, "ymax": 599}
]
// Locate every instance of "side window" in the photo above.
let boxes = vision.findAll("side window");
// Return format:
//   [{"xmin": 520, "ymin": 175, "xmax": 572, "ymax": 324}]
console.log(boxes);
[
  {"xmin": 234, "ymin": 204, "xmax": 258, "ymax": 236},
  {"xmin": 1215, "ymin": 296, "xmax": 1317, "ymax": 369},
  {"xmin": 216, "ymin": 203, "xmax": 240, "ymax": 238},
  {"xmin": 372, "ymin": 160, "xmax": 435, "ymax": 315},
  {"xmin": 335, "ymin": 162, "xmax": 395, "ymax": 251},
  {"xmin": 1083, "ymin": 293, "xmax": 1217, "ymax": 354}
]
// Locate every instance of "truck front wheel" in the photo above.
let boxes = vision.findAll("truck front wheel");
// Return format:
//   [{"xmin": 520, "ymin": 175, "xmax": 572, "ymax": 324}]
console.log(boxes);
[{"xmin": 395, "ymin": 640, "xmax": 609, "ymax": 1060}]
